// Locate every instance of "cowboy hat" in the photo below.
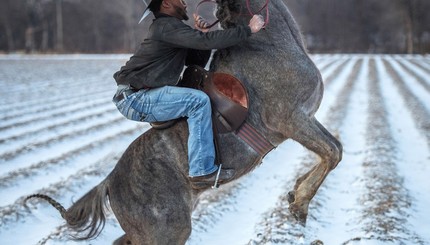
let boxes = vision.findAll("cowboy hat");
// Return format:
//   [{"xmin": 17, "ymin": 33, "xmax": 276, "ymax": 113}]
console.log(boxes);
[{"xmin": 139, "ymin": 0, "xmax": 163, "ymax": 23}]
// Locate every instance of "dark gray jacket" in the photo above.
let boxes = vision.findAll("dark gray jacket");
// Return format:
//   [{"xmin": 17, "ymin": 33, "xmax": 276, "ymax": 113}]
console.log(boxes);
[{"xmin": 114, "ymin": 13, "xmax": 252, "ymax": 90}]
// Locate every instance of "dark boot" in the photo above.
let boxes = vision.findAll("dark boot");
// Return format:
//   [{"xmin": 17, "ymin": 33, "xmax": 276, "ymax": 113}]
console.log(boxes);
[{"xmin": 189, "ymin": 167, "xmax": 235, "ymax": 189}]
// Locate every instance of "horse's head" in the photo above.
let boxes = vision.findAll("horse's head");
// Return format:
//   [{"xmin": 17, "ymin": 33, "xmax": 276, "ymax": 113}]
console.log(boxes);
[{"xmin": 215, "ymin": 0, "xmax": 245, "ymax": 29}]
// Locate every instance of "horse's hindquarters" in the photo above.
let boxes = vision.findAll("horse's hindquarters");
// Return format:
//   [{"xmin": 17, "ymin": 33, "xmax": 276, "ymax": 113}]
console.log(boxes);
[{"xmin": 107, "ymin": 129, "xmax": 195, "ymax": 245}]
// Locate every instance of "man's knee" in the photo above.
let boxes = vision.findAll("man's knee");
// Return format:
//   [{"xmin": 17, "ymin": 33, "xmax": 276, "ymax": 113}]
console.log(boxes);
[
  {"xmin": 194, "ymin": 89, "xmax": 209, "ymax": 101},
  {"xmin": 191, "ymin": 90, "xmax": 210, "ymax": 108}
]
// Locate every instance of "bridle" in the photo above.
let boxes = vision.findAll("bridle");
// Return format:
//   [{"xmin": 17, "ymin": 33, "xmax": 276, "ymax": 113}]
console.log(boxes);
[{"xmin": 196, "ymin": 0, "xmax": 270, "ymax": 29}]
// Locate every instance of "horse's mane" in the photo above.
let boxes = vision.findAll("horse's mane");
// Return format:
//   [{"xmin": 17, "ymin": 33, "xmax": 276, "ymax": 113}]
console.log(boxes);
[
  {"xmin": 215, "ymin": 0, "xmax": 243, "ymax": 28},
  {"xmin": 215, "ymin": 0, "xmax": 307, "ymax": 52}
]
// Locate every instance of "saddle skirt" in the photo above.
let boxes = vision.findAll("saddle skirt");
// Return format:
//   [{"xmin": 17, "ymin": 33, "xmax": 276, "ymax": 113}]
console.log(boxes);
[{"xmin": 151, "ymin": 65, "xmax": 248, "ymax": 134}]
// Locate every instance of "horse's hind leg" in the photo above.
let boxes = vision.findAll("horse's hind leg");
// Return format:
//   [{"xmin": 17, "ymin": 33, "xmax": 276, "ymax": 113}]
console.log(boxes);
[
  {"xmin": 112, "ymin": 207, "xmax": 192, "ymax": 245},
  {"xmin": 288, "ymin": 114, "xmax": 342, "ymax": 224},
  {"xmin": 109, "ymin": 174, "xmax": 193, "ymax": 245}
]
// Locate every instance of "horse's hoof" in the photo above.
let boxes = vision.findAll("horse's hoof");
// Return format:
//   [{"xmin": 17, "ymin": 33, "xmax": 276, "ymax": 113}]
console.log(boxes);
[
  {"xmin": 310, "ymin": 240, "xmax": 324, "ymax": 245},
  {"xmin": 287, "ymin": 191, "xmax": 295, "ymax": 204},
  {"xmin": 288, "ymin": 203, "xmax": 307, "ymax": 226}
]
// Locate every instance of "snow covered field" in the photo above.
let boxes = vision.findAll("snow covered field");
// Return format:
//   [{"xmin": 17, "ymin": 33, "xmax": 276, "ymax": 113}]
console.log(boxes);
[{"xmin": 0, "ymin": 54, "xmax": 429, "ymax": 245}]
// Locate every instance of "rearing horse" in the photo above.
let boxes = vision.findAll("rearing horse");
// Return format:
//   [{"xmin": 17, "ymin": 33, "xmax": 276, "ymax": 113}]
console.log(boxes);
[{"xmin": 27, "ymin": 0, "xmax": 342, "ymax": 244}]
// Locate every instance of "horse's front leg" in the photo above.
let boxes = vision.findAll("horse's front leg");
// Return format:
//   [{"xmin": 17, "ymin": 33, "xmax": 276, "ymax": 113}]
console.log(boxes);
[{"xmin": 287, "ymin": 113, "xmax": 342, "ymax": 225}]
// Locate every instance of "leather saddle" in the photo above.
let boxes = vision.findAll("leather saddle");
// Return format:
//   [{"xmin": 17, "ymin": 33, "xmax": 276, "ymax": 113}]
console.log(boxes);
[{"xmin": 150, "ymin": 65, "xmax": 249, "ymax": 133}]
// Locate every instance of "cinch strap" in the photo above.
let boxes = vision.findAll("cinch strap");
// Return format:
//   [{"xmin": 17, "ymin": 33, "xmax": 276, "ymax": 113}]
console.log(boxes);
[{"xmin": 236, "ymin": 122, "xmax": 274, "ymax": 156}]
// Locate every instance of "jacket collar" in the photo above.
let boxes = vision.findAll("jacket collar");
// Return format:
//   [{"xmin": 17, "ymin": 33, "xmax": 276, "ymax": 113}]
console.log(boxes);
[{"xmin": 154, "ymin": 12, "xmax": 173, "ymax": 19}]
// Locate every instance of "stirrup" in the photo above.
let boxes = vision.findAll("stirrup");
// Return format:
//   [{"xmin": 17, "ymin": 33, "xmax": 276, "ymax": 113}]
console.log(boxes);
[{"xmin": 212, "ymin": 164, "xmax": 223, "ymax": 189}]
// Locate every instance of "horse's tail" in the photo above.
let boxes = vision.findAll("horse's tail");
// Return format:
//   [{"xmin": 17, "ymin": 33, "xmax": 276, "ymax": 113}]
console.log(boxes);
[{"xmin": 25, "ymin": 180, "xmax": 109, "ymax": 240}]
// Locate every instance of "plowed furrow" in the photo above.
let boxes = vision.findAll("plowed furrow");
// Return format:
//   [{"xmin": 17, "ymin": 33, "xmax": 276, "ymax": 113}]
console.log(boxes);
[
  {"xmin": 0, "ymin": 85, "xmax": 110, "ymax": 115},
  {"xmin": 0, "ymin": 59, "xmax": 121, "ymax": 112},
  {"xmin": 249, "ymin": 156, "xmax": 317, "ymax": 244},
  {"xmin": 323, "ymin": 59, "xmax": 363, "ymax": 131},
  {"xmin": 314, "ymin": 58, "xmax": 339, "ymax": 71},
  {"xmin": 316, "ymin": 58, "xmax": 358, "ymax": 119},
  {"xmin": 377, "ymin": 57, "xmax": 430, "ymax": 244},
  {"xmin": 383, "ymin": 60, "xmax": 430, "ymax": 148},
  {"xmin": 312, "ymin": 57, "xmax": 370, "ymax": 243},
  {"xmin": 395, "ymin": 59, "xmax": 430, "ymax": 93},
  {"xmin": 408, "ymin": 59, "xmax": 430, "ymax": 73},
  {"xmin": 0, "ymin": 124, "xmax": 142, "ymax": 188},
  {"xmin": 0, "ymin": 59, "xmax": 122, "ymax": 95},
  {"xmin": 0, "ymin": 105, "xmax": 116, "ymax": 145},
  {"xmin": 348, "ymin": 58, "xmax": 422, "ymax": 243},
  {"xmin": 410, "ymin": 57, "xmax": 430, "ymax": 69},
  {"xmin": 191, "ymin": 180, "xmax": 246, "ymax": 233},
  {"xmin": 0, "ymin": 108, "xmax": 117, "ymax": 146},
  {"xmin": 0, "ymin": 90, "xmax": 112, "ymax": 122},
  {"xmin": 0, "ymin": 98, "xmax": 112, "ymax": 131},
  {"xmin": 188, "ymin": 141, "xmax": 309, "ymax": 245},
  {"xmin": 1, "ymin": 80, "xmax": 104, "ymax": 102},
  {"xmin": 33, "ymin": 216, "xmax": 121, "ymax": 245},
  {"xmin": 0, "ymin": 153, "xmax": 120, "ymax": 228},
  {"xmin": 0, "ymin": 75, "xmax": 104, "ymax": 107},
  {"xmin": 321, "ymin": 59, "xmax": 350, "ymax": 87},
  {"xmin": 250, "ymin": 58, "xmax": 364, "ymax": 244},
  {"xmin": 0, "ymin": 116, "xmax": 122, "ymax": 162}
]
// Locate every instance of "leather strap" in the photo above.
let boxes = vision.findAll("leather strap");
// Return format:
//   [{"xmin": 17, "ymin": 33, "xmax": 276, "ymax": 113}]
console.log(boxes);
[
  {"xmin": 195, "ymin": 0, "xmax": 220, "ymax": 29},
  {"xmin": 245, "ymin": 0, "xmax": 270, "ymax": 28},
  {"xmin": 236, "ymin": 122, "xmax": 274, "ymax": 156}
]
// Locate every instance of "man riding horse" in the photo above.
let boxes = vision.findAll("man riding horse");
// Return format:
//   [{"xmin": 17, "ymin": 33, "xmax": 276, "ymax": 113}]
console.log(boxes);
[
  {"xmin": 112, "ymin": 0, "xmax": 265, "ymax": 188},
  {"xmin": 26, "ymin": 1, "xmax": 343, "ymax": 243}
]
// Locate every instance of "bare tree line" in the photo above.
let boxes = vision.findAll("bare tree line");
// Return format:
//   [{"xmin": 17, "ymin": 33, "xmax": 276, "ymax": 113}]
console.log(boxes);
[
  {"xmin": 0, "ymin": 0, "xmax": 429, "ymax": 54},
  {"xmin": 287, "ymin": 0, "xmax": 430, "ymax": 53},
  {"xmin": 0, "ymin": 0, "xmax": 146, "ymax": 53}
]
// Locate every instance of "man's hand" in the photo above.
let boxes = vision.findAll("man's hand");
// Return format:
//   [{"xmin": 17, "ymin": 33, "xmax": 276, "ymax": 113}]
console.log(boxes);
[
  {"xmin": 248, "ymin": 15, "xmax": 265, "ymax": 33},
  {"xmin": 194, "ymin": 14, "xmax": 210, "ymax": 33}
]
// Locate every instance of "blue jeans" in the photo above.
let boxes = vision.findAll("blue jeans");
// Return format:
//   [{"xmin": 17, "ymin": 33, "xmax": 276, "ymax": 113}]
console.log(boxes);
[{"xmin": 113, "ymin": 85, "xmax": 218, "ymax": 177}]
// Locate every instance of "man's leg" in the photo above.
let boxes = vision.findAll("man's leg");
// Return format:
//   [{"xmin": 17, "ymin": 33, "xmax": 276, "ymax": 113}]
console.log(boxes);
[
  {"xmin": 115, "ymin": 85, "xmax": 235, "ymax": 187},
  {"xmin": 116, "ymin": 86, "xmax": 217, "ymax": 176}
]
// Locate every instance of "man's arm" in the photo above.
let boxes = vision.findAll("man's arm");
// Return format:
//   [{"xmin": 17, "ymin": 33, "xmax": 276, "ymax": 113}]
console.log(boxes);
[
  {"xmin": 195, "ymin": 14, "xmax": 264, "ymax": 34},
  {"xmin": 159, "ymin": 15, "xmax": 265, "ymax": 50}
]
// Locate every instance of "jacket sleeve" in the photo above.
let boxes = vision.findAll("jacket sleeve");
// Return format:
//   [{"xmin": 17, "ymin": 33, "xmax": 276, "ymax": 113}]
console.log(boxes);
[{"xmin": 159, "ymin": 20, "xmax": 252, "ymax": 50}]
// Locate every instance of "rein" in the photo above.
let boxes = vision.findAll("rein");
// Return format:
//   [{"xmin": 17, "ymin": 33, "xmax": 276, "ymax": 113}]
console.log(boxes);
[
  {"xmin": 195, "ymin": 0, "xmax": 220, "ymax": 28},
  {"xmin": 195, "ymin": 0, "xmax": 270, "ymax": 29},
  {"xmin": 245, "ymin": 0, "xmax": 270, "ymax": 28}
]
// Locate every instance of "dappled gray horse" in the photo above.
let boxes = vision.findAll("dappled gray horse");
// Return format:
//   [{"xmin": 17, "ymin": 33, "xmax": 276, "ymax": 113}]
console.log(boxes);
[{"xmin": 28, "ymin": 0, "xmax": 342, "ymax": 244}]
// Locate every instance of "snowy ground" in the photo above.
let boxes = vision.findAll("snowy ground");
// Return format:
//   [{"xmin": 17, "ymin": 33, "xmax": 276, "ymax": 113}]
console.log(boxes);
[{"xmin": 0, "ymin": 54, "xmax": 429, "ymax": 245}]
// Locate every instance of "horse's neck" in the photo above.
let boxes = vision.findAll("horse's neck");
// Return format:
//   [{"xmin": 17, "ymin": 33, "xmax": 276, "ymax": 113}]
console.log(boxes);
[
  {"xmin": 212, "ymin": 0, "xmax": 316, "ymax": 145},
  {"xmin": 214, "ymin": 0, "xmax": 309, "ymax": 75},
  {"xmin": 214, "ymin": 0, "xmax": 310, "ymax": 82}
]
